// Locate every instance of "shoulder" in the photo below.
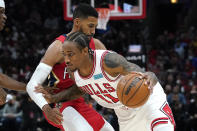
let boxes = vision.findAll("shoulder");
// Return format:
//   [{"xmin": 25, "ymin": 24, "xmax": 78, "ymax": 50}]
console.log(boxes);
[
  {"xmin": 93, "ymin": 38, "xmax": 106, "ymax": 50},
  {"xmin": 103, "ymin": 52, "xmax": 125, "ymax": 68},
  {"xmin": 102, "ymin": 51, "xmax": 125, "ymax": 76},
  {"xmin": 45, "ymin": 40, "xmax": 63, "ymax": 58},
  {"xmin": 41, "ymin": 40, "xmax": 63, "ymax": 66},
  {"xmin": 48, "ymin": 40, "xmax": 62, "ymax": 51}
]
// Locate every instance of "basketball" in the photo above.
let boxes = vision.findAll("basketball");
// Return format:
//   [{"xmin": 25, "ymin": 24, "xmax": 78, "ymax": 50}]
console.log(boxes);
[{"xmin": 117, "ymin": 73, "xmax": 150, "ymax": 108}]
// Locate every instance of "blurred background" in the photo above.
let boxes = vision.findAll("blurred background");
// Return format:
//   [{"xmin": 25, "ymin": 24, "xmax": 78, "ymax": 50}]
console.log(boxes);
[{"xmin": 0, "ymin": 0, "xmax": 197, "ymax": 131}]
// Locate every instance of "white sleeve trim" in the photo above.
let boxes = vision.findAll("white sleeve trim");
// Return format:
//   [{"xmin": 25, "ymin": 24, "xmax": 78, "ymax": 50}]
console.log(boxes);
[{"xmin": 26, "ymin": 62, "xmax": 52, "ymax": 109}]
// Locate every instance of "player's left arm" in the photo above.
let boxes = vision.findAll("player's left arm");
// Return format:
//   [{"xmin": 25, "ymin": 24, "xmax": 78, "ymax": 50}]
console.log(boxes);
[
  {"xmin": 103, "ymin": 52, "xmax": 158, "ymax": 88},
  {"xmin": 0, "ymin": 73, "xmax": 26, "ymax": 91},
  {"xmin": 93, "ymin": 38, "xmax": 106, "ymax": 50},
  {"xmin": 35, "ymin": 84, "xmax": 85, "ymax": 103}
]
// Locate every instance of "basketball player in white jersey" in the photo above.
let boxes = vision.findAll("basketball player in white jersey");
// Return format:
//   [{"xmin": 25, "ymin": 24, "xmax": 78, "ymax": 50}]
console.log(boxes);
[
  {"xmin": 0, "ymin": 0, "xmax": 26, "ymax": 105},
  {"xmin": 60, "ymin": 32, "xmax": 176, "ymax": 131}
]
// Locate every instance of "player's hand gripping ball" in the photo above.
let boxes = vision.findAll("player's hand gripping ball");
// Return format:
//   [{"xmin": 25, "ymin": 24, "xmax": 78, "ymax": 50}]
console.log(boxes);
[{"xmin": 117, "ymin": 72, "xmax": 150, "ymax": 108}]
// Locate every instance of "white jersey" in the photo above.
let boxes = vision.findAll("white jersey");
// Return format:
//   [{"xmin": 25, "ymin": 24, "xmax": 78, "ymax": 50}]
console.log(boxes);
[
  {"xmin": 74, "ymin": 50, "xmax": 165, "ymax": 109},
  {"xmin": 74, "ymin": 50, "xmax": 175, "ymax": 131},
  {"xmin": 74, "ymin": 50, "xmax": 123, "ymax": 109}
]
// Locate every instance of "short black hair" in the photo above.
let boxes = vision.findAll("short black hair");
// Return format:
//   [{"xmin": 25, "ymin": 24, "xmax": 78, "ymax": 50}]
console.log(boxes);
[
  {"xmin": 73, "ymin": 4, "xmax": 98, "ymax": 19},
  {"xmin": 67, "ymin": 32, "xmax": 90, "ymax": 50},
  {"xmin": 66, "ymin": 32, "xmax": 94, "ymax": 54}
]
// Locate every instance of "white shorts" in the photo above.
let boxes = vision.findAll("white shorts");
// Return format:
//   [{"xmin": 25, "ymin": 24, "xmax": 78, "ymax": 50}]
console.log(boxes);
[{"xmin": 114, "ymin": 82, "xmax": 175, "ymax": 131}]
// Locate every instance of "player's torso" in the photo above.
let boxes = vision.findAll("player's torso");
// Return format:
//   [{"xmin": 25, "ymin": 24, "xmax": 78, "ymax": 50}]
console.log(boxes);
[
  {"xmin": 74, "ymin": 50, "xmax": 124, "ymax": 109},
  {"xmin": 48, "ymin": 34, "xmax": 96, "ymax": 93}
]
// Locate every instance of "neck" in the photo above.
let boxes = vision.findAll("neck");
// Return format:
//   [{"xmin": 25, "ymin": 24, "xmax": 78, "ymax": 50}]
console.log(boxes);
[
  {"xmin": 78, "ymin": 55, "xmax": 94, "ymax": 77},
  {"xmin": 67, "ymin": 27, "xmax": 79, "ymax": 36}
]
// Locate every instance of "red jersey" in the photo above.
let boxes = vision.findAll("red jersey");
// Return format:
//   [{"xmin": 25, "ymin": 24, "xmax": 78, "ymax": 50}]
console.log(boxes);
[{"xmin": 48, "ymin": 34, "xmax": 95, "ymax": 93}]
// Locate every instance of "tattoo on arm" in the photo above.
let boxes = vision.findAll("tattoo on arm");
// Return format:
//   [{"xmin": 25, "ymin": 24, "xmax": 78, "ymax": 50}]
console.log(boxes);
[{"xmin": 104, "ymin": 52, "xmax": 144, "ymax": 73}]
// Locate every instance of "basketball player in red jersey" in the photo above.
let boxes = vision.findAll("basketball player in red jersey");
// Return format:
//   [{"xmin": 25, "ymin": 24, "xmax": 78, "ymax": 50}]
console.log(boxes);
[
  {"xmin": 61, "ymin": 32, "xmax": 175, "ymax": 131},
  {"xmin": 27, "ymin": 4, "xmax": 114, "ymax": 131},
  {"xmin": 0, "ymin": 0, "xmax": 26, "ymax": 105}
]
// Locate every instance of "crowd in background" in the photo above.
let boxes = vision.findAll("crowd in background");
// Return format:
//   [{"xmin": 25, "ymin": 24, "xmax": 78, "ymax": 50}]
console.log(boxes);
[{"xmin": 0, "ymin": 0, "xmax": 197, "ymax": 131}]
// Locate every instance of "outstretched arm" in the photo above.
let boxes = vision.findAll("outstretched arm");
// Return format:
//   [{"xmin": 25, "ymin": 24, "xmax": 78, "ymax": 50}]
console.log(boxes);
[
  {"xmin": 35, "ymin": 84, "xmax": 85, "ymax": 103},
  {"xmin": 0, "ymin": 73, "xmax": 26, "ymax": 91},
  {"xmin": 26, "ymin": 40, "xmax": 63, "ymax": 125},
  {"xmin": 103, "ymin": 52, "xmax": 158, "ymax": 87}
]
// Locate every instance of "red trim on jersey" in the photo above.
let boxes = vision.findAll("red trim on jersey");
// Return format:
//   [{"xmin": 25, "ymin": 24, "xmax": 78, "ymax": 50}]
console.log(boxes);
[
  {"xmin": 151, "ymin": 117, "xmax": 169, "ymax": 131},
  {"xmin": 56, "ymin": 34, "xmax": 66, "ymax": 42},
  {"xmin": 89, "ymin": 38, "xmax": 95, "ymax": 50},
  {"xmin": 78, "ymin": 51, "xmax": 96, "ymax": 79},
  {"xmin": 100, "ymin": 51, "xmax": 121, "ymax": 82}
]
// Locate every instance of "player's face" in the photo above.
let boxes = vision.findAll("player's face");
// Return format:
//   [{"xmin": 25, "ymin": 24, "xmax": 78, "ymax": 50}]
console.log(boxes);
[
  {"xmin": 62, "ymin": 41, "xmax": 88, "ymax": 72},
  {"xmin": 79, "ymin": 16, "xmax": 98, "ymax": 39},
  {"xmin": 0, "ymin": 7, "xmax": 6, "ymax": 31}
]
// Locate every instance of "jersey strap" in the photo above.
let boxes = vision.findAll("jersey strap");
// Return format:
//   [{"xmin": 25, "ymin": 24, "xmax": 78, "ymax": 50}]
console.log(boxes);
[{"xmin": 56, "ymin": 34, "xmax": 67, "ymax": 43}]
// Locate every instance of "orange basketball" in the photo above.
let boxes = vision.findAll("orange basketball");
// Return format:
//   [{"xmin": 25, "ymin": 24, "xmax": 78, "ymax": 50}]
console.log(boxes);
[{"xmin": 117, "ymin": 73, "xmax": 150, "ymax": 108}]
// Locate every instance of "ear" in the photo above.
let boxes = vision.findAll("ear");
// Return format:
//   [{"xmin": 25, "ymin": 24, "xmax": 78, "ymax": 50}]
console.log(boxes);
[
  {"xmin": 73, "ymin": 18, "xmax": 81, "ymax": 27},
  {"xmin": 82, "ymin": 47, "xmax": 89, "ymax": 56}
]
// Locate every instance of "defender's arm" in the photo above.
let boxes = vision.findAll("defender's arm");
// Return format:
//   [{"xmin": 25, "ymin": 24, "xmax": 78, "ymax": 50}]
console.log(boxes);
[{"xmin": 26, "ymin": 40, "xmax": 62, "ymax": 109}]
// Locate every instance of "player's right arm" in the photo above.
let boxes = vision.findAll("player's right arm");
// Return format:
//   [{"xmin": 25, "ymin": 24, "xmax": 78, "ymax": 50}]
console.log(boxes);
[{"xmin": 26, "ymin": 40, "xmax": 63, "ymax": 125}]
